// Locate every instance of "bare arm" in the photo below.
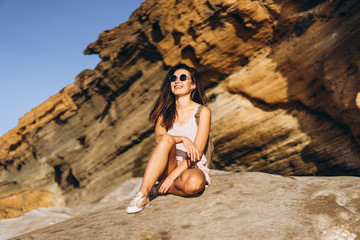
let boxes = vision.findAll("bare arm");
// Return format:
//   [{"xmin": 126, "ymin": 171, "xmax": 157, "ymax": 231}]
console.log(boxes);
[
  {"xmin": 194, "ymin": 106, "xmax": 211, "ymax": 157},
  {"xmin": 154, "ymin": 116, "xmax": 167, "ymax": 143},
  {"xmin": 157, "ymin": 158, "xmax": 191, "ymax": 194}
]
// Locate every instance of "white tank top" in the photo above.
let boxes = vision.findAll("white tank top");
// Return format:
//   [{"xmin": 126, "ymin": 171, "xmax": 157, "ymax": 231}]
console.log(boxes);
[{"xmin": 167, "ymin": 104, "xmax": 211, "ymax": 185}]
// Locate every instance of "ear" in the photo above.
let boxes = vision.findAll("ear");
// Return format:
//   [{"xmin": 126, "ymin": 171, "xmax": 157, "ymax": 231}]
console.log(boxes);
[{"xmin": 191, "ymin": 82, "xmax": 196, "ymax": 90}]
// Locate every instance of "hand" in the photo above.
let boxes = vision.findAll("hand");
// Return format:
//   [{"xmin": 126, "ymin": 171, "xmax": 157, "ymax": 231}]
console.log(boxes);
[
  {"xmin": 181, "ymin": 137, "xmax": 200, "ymax": 162},
  {"xmin": 157, "ymin": 177, "xmax": 175, "ymax": 194}
]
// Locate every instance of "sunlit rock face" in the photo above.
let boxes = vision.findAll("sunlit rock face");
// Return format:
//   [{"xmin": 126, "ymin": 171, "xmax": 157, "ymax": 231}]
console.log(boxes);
[{"xmin": 0, "ymin": 0, "xmax": 359, "ymax": 218}]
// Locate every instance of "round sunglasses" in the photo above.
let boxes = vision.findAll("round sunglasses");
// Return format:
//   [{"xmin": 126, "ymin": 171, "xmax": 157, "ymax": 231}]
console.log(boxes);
[{"xmin": 169, "ymin": 74, "xmax": 190, "ymax": 82}]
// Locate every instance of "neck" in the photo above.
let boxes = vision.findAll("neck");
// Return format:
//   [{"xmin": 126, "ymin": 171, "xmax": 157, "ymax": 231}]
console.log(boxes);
[{"xmin": 175, "ymin": 95, "xmax": 194, "ymax": 110}]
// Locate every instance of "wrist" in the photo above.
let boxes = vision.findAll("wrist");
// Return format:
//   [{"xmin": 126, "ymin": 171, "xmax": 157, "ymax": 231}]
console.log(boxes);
[{"xmin": 167, "ymin": 176, "xmax": 176, "ymax": 181}]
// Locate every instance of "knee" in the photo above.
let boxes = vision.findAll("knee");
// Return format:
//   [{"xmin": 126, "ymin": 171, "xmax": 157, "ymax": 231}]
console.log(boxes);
[
  {"xmin": 158, "ymin": 134, "xmax": 175, "ymax": 146},
  {"xmin": 185, "ymin": 175, "xmax": 205, "ymax": 195}
]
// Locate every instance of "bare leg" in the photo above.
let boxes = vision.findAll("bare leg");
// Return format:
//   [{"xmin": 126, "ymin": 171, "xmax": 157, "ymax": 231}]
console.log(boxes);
[
  {"xmin": 167, "ymin": 168, "xmax": 206, "ymax": 196},
  {"xmin": 139, "ymin": 134, "xmax": 178, "ymax": 196}
]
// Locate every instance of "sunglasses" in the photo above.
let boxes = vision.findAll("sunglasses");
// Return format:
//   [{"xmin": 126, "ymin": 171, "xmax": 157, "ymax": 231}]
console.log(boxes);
[{"xmin": 169, "ymin": 74, "xmax": 190, "ymax": 82}]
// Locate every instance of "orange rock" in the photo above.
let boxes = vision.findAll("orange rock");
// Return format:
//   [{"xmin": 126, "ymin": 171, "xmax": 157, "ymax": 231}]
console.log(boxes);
[{"xmin": 0, "ymin": 188, "xmax": 54, "ymax": 219}]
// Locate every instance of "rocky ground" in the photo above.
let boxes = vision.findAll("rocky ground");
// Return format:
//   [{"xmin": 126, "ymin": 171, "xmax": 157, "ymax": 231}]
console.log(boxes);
[{"xmin": 12, "ymin": 171, "xmax": 360, "ymax": 240}]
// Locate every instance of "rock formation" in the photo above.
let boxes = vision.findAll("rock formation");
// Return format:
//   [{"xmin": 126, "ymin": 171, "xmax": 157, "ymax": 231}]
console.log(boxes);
[
  {"xmin": 12, "ymin": 171, "xmax": 360, "ymax": 240},
  {"xmin": 1, "ymin": 0, "xmax": 360, "ymax": 218}
]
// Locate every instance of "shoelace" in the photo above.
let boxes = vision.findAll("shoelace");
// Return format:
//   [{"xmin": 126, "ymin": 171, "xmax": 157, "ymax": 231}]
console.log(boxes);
[{"xmin": 130, "ymin": 193, "xmax": 144, "ymax": 205}]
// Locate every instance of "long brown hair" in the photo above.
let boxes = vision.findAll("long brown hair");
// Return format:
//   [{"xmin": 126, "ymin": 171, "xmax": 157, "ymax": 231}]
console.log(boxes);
[{"xmin": 149, "ymin": 64, "xmax": 208, "ymax": 130}]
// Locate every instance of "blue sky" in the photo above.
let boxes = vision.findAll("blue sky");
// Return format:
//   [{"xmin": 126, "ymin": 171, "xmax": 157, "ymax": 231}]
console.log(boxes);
[{"xmin": 0, "ymin": 0, "xmax": 144, "ymax": 136}]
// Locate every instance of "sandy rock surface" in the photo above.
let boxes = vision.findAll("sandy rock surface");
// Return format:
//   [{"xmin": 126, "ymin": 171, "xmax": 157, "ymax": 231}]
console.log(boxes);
[{"xmin": 13, "ymin": 171, "xmax": 360, "ymax": 240}]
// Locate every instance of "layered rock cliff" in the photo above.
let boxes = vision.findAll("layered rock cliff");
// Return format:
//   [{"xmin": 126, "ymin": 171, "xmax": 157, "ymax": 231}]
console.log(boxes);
[{"xmin": 1, "ymin": 0, "xmax": 360, "ymax": 218}]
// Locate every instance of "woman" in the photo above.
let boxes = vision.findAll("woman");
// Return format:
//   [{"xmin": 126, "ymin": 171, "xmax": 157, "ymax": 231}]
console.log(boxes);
[{"xmin": 126, "ymin": 63, "xmax": 211, "ymax": 214}]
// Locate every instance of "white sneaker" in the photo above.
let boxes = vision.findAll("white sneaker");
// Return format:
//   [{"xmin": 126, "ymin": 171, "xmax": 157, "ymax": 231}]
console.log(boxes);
[{"xmin": 126, "ymin": 192, "xmax": 150, "ymax": 214}]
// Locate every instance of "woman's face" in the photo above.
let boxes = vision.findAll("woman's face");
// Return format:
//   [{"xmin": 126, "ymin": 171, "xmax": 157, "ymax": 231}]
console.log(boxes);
[{"xmin": 170, "ymin": 69, "xmax": 196, "ymax": 97}]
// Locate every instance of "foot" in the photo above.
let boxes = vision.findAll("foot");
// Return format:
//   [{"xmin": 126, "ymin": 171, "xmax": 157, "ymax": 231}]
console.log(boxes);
[{"xmin": 126, "ymin": 192, "xmax": 150, "ymax": 214}]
